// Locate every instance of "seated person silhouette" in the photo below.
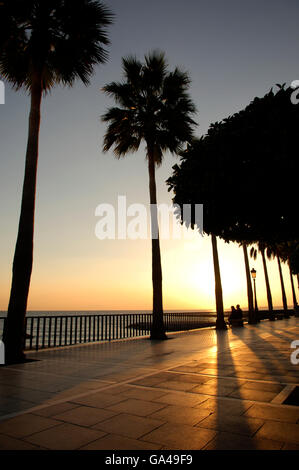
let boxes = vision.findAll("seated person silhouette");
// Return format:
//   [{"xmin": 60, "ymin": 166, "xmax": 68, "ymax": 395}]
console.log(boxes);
[
  {"xmin": 228, "ymin": 306, "xmax": 237, "ymax": 323},
  {"xmin": 236, "ymin": 304, "xmax": 243, "ymax": 320},
  {"xmin": 228, "ymin": 305, "xmax": 244, "ymax": 327}
]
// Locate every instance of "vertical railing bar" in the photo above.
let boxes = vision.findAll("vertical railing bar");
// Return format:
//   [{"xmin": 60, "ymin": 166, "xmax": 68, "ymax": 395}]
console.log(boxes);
[
  {"xmin": 29, "ymin": 317, "xmax": 34, "ymax": 350},
  {"xmin": 74, "ymin": 316, "xmax": 78, "ymax": 345},
  {"xmin": 35, "ymin": 317, "xmax": 40, "ymax": 351},
  {"xmin": 59, "ymin": 317, "xmax": 62, "ymax": 346},
  {"xmin": 79, "ymin": 316, "xmax": 82, "ymax": 344},
  {"xmin": 53, "ymin": 317, "xmax": 57, "ymax": 347},
  {"xmin": 48, "ymin": 317, "xmax": 52, "ymax": 348},
  {"xmin": 84, "ymin": 316, "xmax": 87, "ymax": 343},
  {"xmin": 65, "ymin": 317, "xmax": 68, "ymax": 346},
  {"xmin": 42, "ymin": 317, "xmax": 46, "ymax": 349},
  {"xmin": 70, "ymin": 316, "xmax": 73, "ymax": 345}
]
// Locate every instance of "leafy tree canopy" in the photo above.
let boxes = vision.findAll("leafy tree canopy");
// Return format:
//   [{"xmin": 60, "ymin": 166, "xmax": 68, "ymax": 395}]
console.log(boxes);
[{"xmin": 167, "ymin": 85, "xmax": 299, "ymax": 246}]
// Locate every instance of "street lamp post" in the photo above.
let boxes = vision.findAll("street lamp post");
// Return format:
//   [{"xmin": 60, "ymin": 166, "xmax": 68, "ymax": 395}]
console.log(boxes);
[{"xmin": 251, "ymin": 268, "xmax": 259, "ymax": 321}]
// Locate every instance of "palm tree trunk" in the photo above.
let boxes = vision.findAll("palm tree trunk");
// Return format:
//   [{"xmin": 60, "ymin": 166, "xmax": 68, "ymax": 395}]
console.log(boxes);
[
  {"xmin": 3, "ymin": 72, "xmax": 42, "ymax": 363},
  {"xmin": 261, "ymin": 248, "xmax": 274, "ymax": 314},
  {"xmin": 242, "ymin": 243, "xmax": 256, "ymax": 323},
  {"xmin": 277, "ymin": 256, "xmax": 288, "ymax": 316},
  {"xmin": 289, "ymin": 261, "xmax": 298, "ymax": 313},
  {"xmin": 211, "ymin": 234, "xmax": 226, "ymax": 330},
  {"xmin": 147, "ymin": 151, "xmax": 166, "ymax": 340}
]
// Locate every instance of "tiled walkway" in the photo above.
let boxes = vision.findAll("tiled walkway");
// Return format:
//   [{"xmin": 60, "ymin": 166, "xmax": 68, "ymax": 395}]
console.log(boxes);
[{"xmin": 0, "ymin": 318, "xmax": 299, "ymax": 450}]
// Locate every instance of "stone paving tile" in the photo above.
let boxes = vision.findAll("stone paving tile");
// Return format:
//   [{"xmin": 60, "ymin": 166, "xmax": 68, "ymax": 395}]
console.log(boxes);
[
  {"xmin": 129, "ymin": 373, "xmax": 176, "ymax": 387},
  {"xmin": 24, "ymin": 422, "xmax": 106, "ymax": 450},
  {"xmin": 202, "ymin": 432, "xmax": 283, "ymax": 450},
  {"xmin": 165, "ymin": 372, "xmax": 212, "ymax": 384},
  {"xmin": 32, "ymin": 401, "xmax": 80, "ymax": 418},
  {"xmin": 80, "ymin": 434, "xmax": 162, "ymax": 450},
  {"xmin": 196, "ymin": 413, "xmax": 264, "ymax": 436},
  {"xmin": 0, "ymin": 434, "xmax": 45, "ymax": 450},
  {"xmin": 148, "ymin": 404, "xmax": 212, "ymax": 426},
  {"xmin": 153, "ymin": 391, "xmax": 210, "ymax": 407},
  {"xmin": 169, "ymin": 365, "xmax": 209, "ymax": 374},
  {"xmin": 0, "ymin": 385, "xmax": 55, "ymax": 404},
  {"xmin": 238, "ymin": 382, "xmax": 284, "ymax": 393},
  {"xmin": 0, "ymin": 413, "xmax": 60, "ymax": 439},
  {"xmin": 255, "ymin": 421, "xmax": 299, "ymax": 444},
  {"xmin": 120, "ymin": 387, "xmax": 167, "ymax": 401},
  {"xmin": 69, "ymin": 391, "xmax": 127, "ymax": 409},
  {"xmin": 52, "ymin": 405, "xmax": 118, "ymax": 427},
  {"xmin": 282, "ymin": 442, "xmax": 299, "ymax": 450},
  {"xmin": 191, "ymin": 383, "xmax": 239, "ymax": 397},
  {"xmin": 195, "ymin": 397, "xmax": 254, "ymax": 415},
  {"xmin": 0, "ymin": 397, "xmax": 35, "ymax": 417},
  {"xmin": 106, "ymin": 398, "xmax": 166, "ymax": 417},
  {"xmin": 152, "ymin": 380, "xmax": 198, "ymax": 392},
  {"xmin": 197, "ymin": 367, "xmax": 236, "ymax": 377},
  {"xmin": 48, "ymin": 382, "xmax": 109, "ymax": 399},
  {"xmin": 141, "ymin": 422, "xmax": 217, "ymax": 449},
  {"xmin": 103, "ymin": 384, "xmax": 132, "ymax": 395},
  {"xmin": 93, "ymin": 413, "xmax": 164, "ymax": 439},
  {"xmin": 228, "ymin": 387, "xmax": 278, "ymax": 402},
  {"xmin": 229, "ymin": 371, "xmax": 270, "ymax": 381},
  {"xmin": 243, "ymin": 403, "xmax": 299, "ymax": 423},
  {"xmin": 204, "ymin": 377, "xmax": 246, "ymax": 387}
]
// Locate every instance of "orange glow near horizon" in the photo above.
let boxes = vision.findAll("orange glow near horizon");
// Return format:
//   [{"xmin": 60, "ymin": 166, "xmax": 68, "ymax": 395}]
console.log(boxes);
[{"xmin": 0, "ymin": 235, "xmax": 297, "ymax": 313}]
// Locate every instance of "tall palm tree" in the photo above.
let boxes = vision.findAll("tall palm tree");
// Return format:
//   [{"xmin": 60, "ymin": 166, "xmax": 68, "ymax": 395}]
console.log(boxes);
[
  {"xmin": 250, "ymin": 242, "xmax": 274, "ymax": 318},
  {"xmin": 211, "ymin": 234, "xmax": 227, "ymax": 329},
  {"xmin": 275, "ymin": 241, "xmax": 299, "ymax": 314},
  {"xmin": 266, "ymin": 246, "xmax": 289, "ymax": 317},
  {"xmin": 0, "ymin": 0, "xmax": 113, "ymax": 364},
  {"xmin": 288, "ymin": 261, "xmax": 298, "ymax": 313},
  {"xmin": 242, "ymin": 243, "xmax": 257, "ymax": 323},
  {"xmin": 101, "ymin": 51, "xmax": 196, "ymax": 340}
]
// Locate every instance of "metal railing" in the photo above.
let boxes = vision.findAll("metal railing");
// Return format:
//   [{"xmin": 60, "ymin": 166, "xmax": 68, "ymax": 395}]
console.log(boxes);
[
  {"xmin": 0, "ymin": 309, "xmax": 293, "ymax": 352},
  {"xmin": 0, "ymin": 312, "xmax": 211, "ymax": 351}
]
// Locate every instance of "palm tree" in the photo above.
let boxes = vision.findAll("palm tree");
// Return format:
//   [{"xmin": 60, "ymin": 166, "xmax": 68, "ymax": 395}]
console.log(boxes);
[
  {"xmin": 242, "ymin": 243, "xmax": 257, "ymax": 323},
  {"xmin": 211, "ymin": 234, "xmax": 227, "ymax": 329},
  {"xmin": 101, "ymin": 51, "xmax": 196, "ymax": 340},
  {"xmin": 0, "ymin": 0, "xmax": 113, "ymax": 364},
  {"xmin": 266, "ymin": 246, "xmax": 289, "ymax": 317},
  {"xmin": 288, "ymin": 261, "xmax": 298, "ymax": 313},
  {"xmin": 250, "ymin": 242, "xmax": 274, "ymax": 318},
  {"xmin": 275, "ymin": 241, "xmax": 299, "ymax": 314}
]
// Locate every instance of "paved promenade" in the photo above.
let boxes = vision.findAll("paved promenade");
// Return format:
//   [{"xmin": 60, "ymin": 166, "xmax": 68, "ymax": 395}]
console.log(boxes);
[{"xmin": 0, "ymin": 317, "xmax": 299, "ymax": 450}]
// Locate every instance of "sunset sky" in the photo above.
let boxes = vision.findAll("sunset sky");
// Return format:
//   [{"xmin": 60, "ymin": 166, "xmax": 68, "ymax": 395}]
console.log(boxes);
[{"xmin": 0, "ymin": 0, "xmax": 298, "ymax": 312}]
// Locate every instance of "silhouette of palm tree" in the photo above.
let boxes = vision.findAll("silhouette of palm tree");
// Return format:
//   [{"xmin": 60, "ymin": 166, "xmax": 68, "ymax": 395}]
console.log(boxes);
[
  {"xmin": 102, "ymin": 51, "xmax": 196, "ymax": 339},
  {"xmin": 250, "ymin": 242, "xmax": 274, "ymax": 316},
  {"xmin": 275, "ymin": 242, "xmax": 299, "ymax": 313},
  {"xmin": 266, "ymin": 245, "xmax": 289, "ymax": 317},
  {"xmin": 242, "ymin": 243, "xmax": 257, "ymax": 323},
  {"xmin": 0, "ymin": 0, "xmax": 113, "ymax": 363},
  {"xmin": 211, "ymin": 234, "xmax": 227, "ymax": 330}
]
